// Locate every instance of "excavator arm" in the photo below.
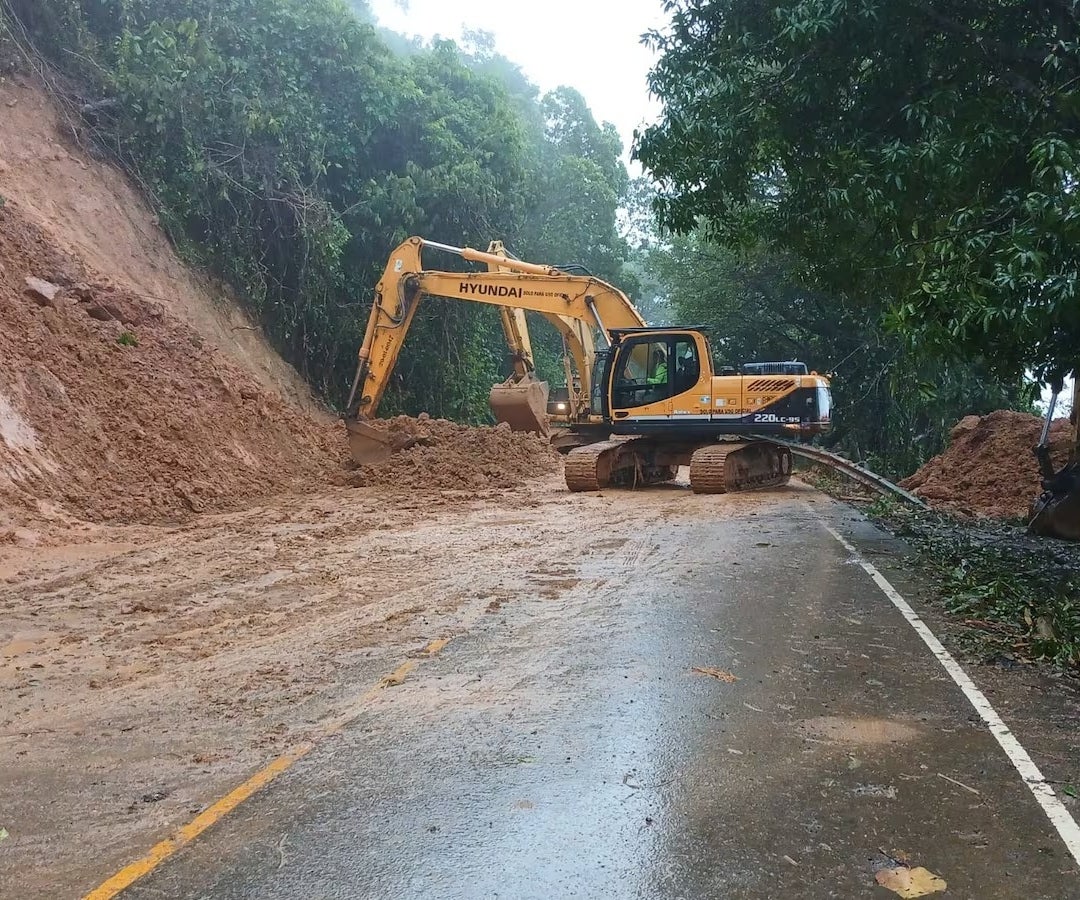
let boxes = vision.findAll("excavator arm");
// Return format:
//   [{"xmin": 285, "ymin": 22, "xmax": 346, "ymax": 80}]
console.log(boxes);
[
  {"xmin": 1030, "ymin": 370, "xmax": 1080, "ymax": 540},
  {"xmin": 484, "ymin": 241, "xmax": 604, "ymax": 422},
  {"xmin": 485, "ymin": 241, "xmax": 554, "ymax": 435},
  {"xmin": 486, "ymin": 241, "xmax": 536, "ymax": 379},
  {"xmin": 345, "ymin": 236, "xmax": 646, "ymax": 464}
]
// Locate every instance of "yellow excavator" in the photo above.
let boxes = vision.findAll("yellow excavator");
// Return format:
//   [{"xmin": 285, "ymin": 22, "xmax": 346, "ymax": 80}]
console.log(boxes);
[{"xmin": 345, "ymin": 237, "xmax": 833, "ymax": 494}]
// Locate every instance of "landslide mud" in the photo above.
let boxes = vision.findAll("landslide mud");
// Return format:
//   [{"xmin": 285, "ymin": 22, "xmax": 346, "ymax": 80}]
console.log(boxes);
[
  {"xmin": 901, "ymin": 410, "xmax": 1072, "ymax": 520},
  {"xmin": 349, "ymin": 415, "xmax": 560, "ymax": 491},
  {"xmin": 0, "ymin": 203, "xmax": 345, "ymax": 527}
]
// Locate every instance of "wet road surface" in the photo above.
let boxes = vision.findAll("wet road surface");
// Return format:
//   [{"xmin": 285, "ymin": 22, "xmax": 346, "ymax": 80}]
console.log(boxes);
[{"xmin": 123, "ymin": 489, "xmax": 1078, "ymax": 898}]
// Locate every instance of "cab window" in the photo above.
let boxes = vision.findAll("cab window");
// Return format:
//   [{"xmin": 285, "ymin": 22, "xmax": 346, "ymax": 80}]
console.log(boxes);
[
  {"xmin": 612, "ymin": 340, "xmax": 670, "ymax": 409},
  {"xmin": 673, "ymin": 339, "xmax": 700, "ymax": 394}
]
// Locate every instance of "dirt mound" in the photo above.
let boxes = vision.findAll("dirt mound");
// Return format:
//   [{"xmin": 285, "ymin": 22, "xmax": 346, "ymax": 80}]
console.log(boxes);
[
  {"xmin": 349, "ymin": 415, "xmax": 560, "ymax": 491},
  {"xmin": 0, "ymin": 202, "xmax": 345, "ymax": 528},
  {"xmin": 0, "ymin": 77, "xmax": 560, "ymax": 533},
  {"xmin": 900, "ymin": 410, "xmax": 1072, "ymax": 520}
]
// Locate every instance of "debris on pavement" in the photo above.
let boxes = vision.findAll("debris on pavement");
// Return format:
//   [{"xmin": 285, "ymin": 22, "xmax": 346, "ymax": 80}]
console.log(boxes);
[
  {"xmin": 937, "ymin": 772, "xmax": 980, "ymax": 796},
  {"xmin": 874, "ymin": 864, "xmax": 948, "ymax": 898},
  {"xmin": 691, "ymin": 666, "xmax": 738, "ymax": 683},
  {"xmin": 346, "ymin": 415, "xmax": 559, "ymax": 492}
]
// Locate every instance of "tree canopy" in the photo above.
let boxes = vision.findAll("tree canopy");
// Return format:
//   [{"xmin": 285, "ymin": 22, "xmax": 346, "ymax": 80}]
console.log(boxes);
[{"xmin": 636, "ymin": 0, "xmax": 1080, "ymax": 384}]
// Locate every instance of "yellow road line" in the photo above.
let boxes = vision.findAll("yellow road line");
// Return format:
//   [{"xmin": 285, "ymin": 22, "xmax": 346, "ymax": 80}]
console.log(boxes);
[
  {"xmin": 83, "ymin": 744, "xmax": 313, "ymax": 900},
  {"xmin": 83, "ymin": 635, "xmax": 452, "ymax": 900}
]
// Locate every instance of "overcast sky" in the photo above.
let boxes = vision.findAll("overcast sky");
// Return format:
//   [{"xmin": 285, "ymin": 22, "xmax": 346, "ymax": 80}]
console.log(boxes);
[{"xmin": 368, "ymin": 0, "xmax": 668, "ymax": 165}]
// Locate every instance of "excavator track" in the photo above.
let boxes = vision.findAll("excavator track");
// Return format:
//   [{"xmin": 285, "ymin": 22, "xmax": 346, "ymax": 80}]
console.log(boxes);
[
  {"xmin": 689, "ymin": 441, "xmax": 792, "ymax": 494},
  {"xmin": 565, "ymin": 440, "xmax": 628, "ymax": 492}
]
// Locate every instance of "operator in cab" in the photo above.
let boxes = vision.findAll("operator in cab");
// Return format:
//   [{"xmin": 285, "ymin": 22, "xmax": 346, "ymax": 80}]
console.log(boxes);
[{"xmin": 647, "ymin": 347, "xmax": 668, "ymax": 385}]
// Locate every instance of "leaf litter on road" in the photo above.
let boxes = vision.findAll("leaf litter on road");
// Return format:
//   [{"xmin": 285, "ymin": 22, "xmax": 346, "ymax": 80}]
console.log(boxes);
[
  {"xmin": 691, "ymin": 666, "xmax": 738, "ymax": 683},
  {"xmin": 875, "ymin": 865, "xmax": 947, "ymax": 897}
]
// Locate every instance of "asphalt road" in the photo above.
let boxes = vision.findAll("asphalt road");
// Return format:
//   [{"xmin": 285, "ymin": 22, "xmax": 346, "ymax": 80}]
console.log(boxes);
[{"xmin": 119, "ymin": 488, "xmax": 1078, "ymax": 899}]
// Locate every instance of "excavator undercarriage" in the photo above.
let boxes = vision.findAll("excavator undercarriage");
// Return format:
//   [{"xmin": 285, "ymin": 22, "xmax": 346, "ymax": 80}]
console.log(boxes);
[{"xmin": 563, "ymin": 438, "xmax": 793, "ymax": 494}]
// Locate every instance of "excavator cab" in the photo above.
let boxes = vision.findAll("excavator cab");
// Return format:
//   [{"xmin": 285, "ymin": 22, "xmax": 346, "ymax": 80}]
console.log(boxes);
[{"xmin": 602, "ymin": 329, "xmax": 715, "ymax": 423}]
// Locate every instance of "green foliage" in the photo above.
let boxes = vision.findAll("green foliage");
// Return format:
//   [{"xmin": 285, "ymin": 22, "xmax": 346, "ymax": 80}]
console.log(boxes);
[
  {"xmin": 867, "ymin": 505, "xmax": 1080, "ymax": 670},
  {"xmin": 116, "ymin": 330, "xmax": 138, "ymax": 347},
  {"xmin": 7, "ymin": 0, "xmax": 634, "ymax": 419},
  {"xmin": 649, "ymin": 231, "xmax": 1034, "ymax": 476},
  {"xmin": 637, "ymin": 0, "xmax": 1080, "ymax": 384},
  {"xmin": 938, "ymin": 536, "xmax": 1080, "ymax": 669}
]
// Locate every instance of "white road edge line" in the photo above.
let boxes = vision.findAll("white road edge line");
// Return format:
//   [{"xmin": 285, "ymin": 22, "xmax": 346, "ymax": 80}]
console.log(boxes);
[{"xmin": 821, "ymin": 521, "xmax": 1080, "ymax": 867}]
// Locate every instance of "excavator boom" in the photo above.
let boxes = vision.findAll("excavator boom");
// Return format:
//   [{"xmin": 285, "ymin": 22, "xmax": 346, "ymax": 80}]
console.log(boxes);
[
  {"xmin": 345, "ymin": 236, "xmax": 646, "ymax": 464},
  {"xmin": 486, "ymin": 243, "xmax": 551, "ymax": 437}
]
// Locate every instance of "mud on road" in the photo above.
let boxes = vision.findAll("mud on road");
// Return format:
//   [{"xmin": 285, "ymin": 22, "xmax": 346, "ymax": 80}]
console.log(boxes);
[
  {"xmin": 0, "ymin": 472, "xmax": 661, "ymax": 896},
  {"xmin": 4, "ymin": 475, "xmax": 1080, "ymax": 898}
]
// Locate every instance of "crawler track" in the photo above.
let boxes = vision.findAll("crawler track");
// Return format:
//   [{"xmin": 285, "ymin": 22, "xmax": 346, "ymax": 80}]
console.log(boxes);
[
  {"xmin": 565, "ymin": 440, "xmax": 626, "ymax": 491},
  {"xmin": 689, "ymin": 441, "xmax": 792, "ymax": 494}
]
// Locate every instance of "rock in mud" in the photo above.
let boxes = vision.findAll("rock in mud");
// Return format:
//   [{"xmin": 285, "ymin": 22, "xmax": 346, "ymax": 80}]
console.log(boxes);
[{"xmin": 24, "ymin": 275, "xmax": 60, "ymax": 307}]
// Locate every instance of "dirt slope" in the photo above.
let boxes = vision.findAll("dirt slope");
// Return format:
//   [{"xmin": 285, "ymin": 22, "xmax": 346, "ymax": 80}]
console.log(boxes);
[
  {"xmin": 901, "ymin": 410, "xmax": 1072, "ymax": 520},
  {"xmin": 0, "ymin": 202, "xmax": 346, "ymax": 528},
  {"xmin": 0, "ymin": 74, "xmax": 564, "ymax": 539},
  {"xmin": 0, "ymin": 75, "xmax": 318, "ymax": 408}
]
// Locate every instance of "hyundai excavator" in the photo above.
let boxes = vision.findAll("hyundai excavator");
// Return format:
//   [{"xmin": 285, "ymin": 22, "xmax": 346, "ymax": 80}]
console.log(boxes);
[{"xmin": 345, "ymin": 237, "xmax": 832, "ymax": 494}]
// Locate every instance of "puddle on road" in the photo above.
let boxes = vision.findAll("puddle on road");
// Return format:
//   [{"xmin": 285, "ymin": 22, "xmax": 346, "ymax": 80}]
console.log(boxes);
[{"xmin": 799, "ymin": 715, "xmax": 922, "ymax": 745}]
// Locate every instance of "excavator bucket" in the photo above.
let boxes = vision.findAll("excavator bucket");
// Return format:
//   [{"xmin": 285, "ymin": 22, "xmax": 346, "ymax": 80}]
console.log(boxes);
[
  {"xmin": 345, "ymin": 418, "xmax": 392, "ymax": 466},
  {"xmin": 489, "ymin": 374, "xmax": 550, "ymax": 436}
]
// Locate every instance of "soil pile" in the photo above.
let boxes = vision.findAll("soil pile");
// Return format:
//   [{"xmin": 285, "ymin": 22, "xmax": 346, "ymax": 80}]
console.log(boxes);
[
  {"xmin": 0, "ymin": 202, "xmax": 344, "ymax": 527},
  {"xmin": 349, "ymin": 415, "xmax": 560, "ymax": 491},
  {"xmin": 900, "ymin": 410, "xmax": 1073, "ymax": 520},
  {"xmin": 0, "ymin": 78, "xmax": 560, "ymax": 531}
]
